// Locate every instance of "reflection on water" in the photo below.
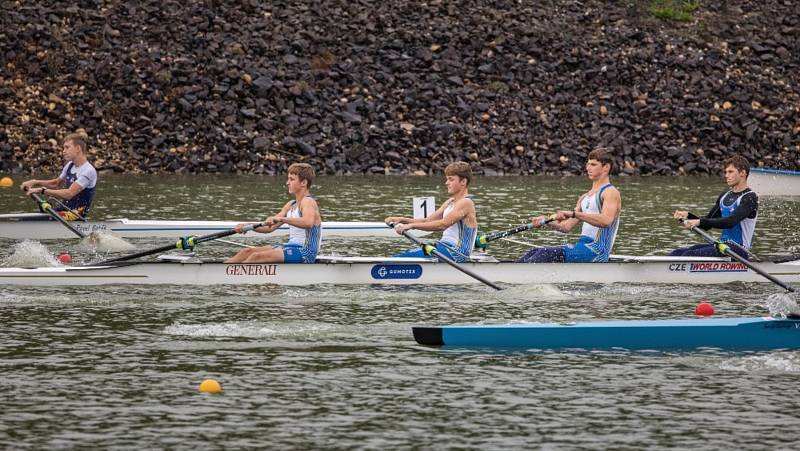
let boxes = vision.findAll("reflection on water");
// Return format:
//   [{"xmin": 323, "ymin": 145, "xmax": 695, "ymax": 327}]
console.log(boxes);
[{"xmin": 1, "ymin": 175, "xmax": 800, "ymax": 449}]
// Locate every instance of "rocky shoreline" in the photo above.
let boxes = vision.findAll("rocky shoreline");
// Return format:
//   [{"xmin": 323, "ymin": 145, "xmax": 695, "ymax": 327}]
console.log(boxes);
[{"xmin": 1, "ymin": 0, "xmax": 798, "ymax": 175}]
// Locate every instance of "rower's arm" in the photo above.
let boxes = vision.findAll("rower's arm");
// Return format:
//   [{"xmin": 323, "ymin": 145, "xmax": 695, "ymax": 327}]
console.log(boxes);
[
  {"xmin": 548, "ymin": 197, "xmax": 584, "ymax": 233},
  {"xmin": 386, "ymin": 203, "xmax": 446, "ymax": 226},
  {"xmin": 21, "ymin": 177, "xmax": 63, "ymax": 191},
  {"xmin": 41, "ymin": 181, "xmax": 84, "ymax": 201},
  {"xmin": 252, "ymin": 202, "xmax": 292, "ymax": 233},
  {"xmin": 700, "ymin": 193, "xmax": 757, "ymax": 230},
  {"xmin": 577, "ymin": 187, "xmax": 621, "ymax": 228},
  {"xmin": 406, "ymin": 199, "xmax": 472, "ymax": 232}
]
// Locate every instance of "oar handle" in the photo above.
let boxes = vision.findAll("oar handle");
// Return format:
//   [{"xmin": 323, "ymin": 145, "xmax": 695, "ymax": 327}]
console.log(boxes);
[
  {"xmin": 26, "ymin": 189, "xmax": 87, "ymax": 239},
  {"xmin": 679, "ymin": 218, "xmax": 795, "ymax": 293},
  {"xmin": 390, "ymin": 223, "xmax": 502, "ymax": 291}
]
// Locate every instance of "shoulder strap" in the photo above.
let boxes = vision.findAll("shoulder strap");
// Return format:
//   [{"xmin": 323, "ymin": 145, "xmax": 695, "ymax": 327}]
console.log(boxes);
[{"xmin": 596, "ymin": 183, "xmax": 613, "ymax": 209}]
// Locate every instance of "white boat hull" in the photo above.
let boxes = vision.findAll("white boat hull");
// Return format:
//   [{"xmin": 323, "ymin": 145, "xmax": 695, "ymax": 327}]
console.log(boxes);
[
  {"xmin": 1, "ymin": 255, "xmax": 798, "ymax": 286},
  {"xmin": 749, "ymin": 168, "xmax": 800, "ymax": 197},
  {"xmin": 0, "ymin": 214, "xmax": 428, "ymax": 239}
]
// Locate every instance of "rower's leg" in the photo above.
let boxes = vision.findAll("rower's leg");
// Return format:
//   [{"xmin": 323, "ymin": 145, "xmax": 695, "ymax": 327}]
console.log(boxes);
[
  {"xmin": 241, "ymin": 247, "xmax": 285, "ymax": 263},
  {"xmin": 225, "ymin": 246, "xmax": 271, "ymax": 263}
]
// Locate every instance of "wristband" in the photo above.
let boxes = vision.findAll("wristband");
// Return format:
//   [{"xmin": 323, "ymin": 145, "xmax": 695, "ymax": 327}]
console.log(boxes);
[{"xmin": 572, "ymin": 209, "xmax": 576, "ymax": 218}]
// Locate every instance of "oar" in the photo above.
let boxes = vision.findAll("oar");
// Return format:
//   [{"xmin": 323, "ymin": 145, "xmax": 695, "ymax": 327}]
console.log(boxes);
[
  {"xmin": 98, "ymin": 222, "xmax": 266, "ymax": 264},
  {"xmin": 680, "ymin": 219, "xmax": 795, "ymax": 293},
  {"xmin": 390, "ymin": 223, "xmax": 502, "ymax": 291},
  {"xmin": 475, "ymin": 217, "xmax": 555, "ymax": 249},
  {"xmin": 26, "ymin": 189, "xmax": 87, "ymax": 239}
]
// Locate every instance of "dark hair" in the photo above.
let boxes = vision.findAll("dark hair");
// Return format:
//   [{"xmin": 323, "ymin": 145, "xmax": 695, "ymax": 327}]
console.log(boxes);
[
  {"xmin": 445, "ymin": 161, "xmax": 472, "ymax": 185},
  {"xmin": 723, "ymin": 154, "xmax": 750, "ymax": 177},
  {"xmin": 587, "ymin": 147, "xmax": 613, "ymax": 172},
  {"xmin": 288, "ymin": 162, "xmax": 315, "ymax": 188}
]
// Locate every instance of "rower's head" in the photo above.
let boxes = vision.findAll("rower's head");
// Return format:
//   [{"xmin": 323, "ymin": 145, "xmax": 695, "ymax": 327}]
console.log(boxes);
[
  {"xmin": 586, "ymin": 147, "xmax": 613, "ymax": 180},
  {"xmin": 444, "ymin": 161, "xmax": 471, "ymax": 194},
  {"xmin": 62, "ymin": 132, "xmax": 88, "ymax": 162},
  {"xmin": 287, "ymin": 162, "xmax": 315, "ymax": 193},
  {"xmin": 722, "ymin": 155, "xmax": 750, "ymax": 188}
]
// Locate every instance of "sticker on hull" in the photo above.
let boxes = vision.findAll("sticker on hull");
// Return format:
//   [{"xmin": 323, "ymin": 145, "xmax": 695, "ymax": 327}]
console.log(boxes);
[{"xmin": 371, "ymin": 264, "xmax": 423, "ymax": 280}]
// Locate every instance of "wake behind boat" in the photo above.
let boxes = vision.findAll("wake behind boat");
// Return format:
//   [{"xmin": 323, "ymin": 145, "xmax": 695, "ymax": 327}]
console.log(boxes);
[
  {"xmin": 412, "ymin": 316, "xmax": 800, "ymax": 350},
  {"xmin": 0, "ymin": 254, "xmax": 798, "ymax": 286},
  {"xmin": 0, "ymin": 213, "xmax": 431, "ymax": 239}
]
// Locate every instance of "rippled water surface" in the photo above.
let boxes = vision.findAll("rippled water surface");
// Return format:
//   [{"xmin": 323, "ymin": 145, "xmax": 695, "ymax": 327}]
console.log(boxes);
[{"xmin": 2, "ymin": 175, "xmax": 800, "ymax": 449}]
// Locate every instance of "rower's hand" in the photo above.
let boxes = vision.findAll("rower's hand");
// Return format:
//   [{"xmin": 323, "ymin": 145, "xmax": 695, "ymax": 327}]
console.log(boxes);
[
  {"xmin": 530, "ymin": 215, "xmax": 549, "ymax": 228},
  {"xmin": 21, "ymin": 181, "xmax": 35, "ymax": 192},
  {"xmin": 25, "ymin": 187, "xmax": 45, "ymax": 196},
  {"xmin": 385, "ymin": 216, "xmax": 405, "ymax": 225},
  {"xmin": 394, "ymin": 223, "xmax": 413, "ymax": 234},
  {"xmin": 554, "ymin": 210, "xmax": 575, "ymax": 221},
  {"xmin": 234, "ymin": 223, "xmax": 247, "ymax": 234},
  {"xmin": 673, "ymin": 210, "xmax": 689, "ymax": 221}
]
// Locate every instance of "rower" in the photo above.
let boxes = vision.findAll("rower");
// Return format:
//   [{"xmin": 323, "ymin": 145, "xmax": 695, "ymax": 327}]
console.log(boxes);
[
  {"xmin": 225, "ymin": 163, "xmax": 322, "ymax": 263},
  {"xmin": 20, "ymin": 131, "xmax": 97, "ymax": 220},
  {"xmin": 385, "ymin": 161, "xmax": 477, "ymax": 263},
  {"xmin": 517, "ymin": 148, "xmax": 621, "ymax": 263},
  {"xmin": 671, "ymin": 155, "xmax": 757, "ymax": 257}
]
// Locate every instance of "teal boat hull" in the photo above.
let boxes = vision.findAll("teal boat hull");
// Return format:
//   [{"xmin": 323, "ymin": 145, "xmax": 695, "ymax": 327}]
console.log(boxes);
[{"xmin": 413, "ymin": 317, "xmax": 800, "ymax": 350}]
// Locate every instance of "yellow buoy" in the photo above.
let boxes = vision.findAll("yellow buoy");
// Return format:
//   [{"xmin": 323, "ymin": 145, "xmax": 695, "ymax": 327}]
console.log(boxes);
[
  {"xmin": 198, "ymin": 378, "xmax": 222, "ymax": 394},
  {"xmin": 0, "ymin": 177, "xmax": 13, "ymax": 188}
]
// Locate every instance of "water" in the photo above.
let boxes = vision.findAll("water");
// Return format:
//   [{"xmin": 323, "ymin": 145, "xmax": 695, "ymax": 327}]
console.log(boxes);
[{"xmin": 2, "ymin": 175, "xmax": 800, "ymax": 449}]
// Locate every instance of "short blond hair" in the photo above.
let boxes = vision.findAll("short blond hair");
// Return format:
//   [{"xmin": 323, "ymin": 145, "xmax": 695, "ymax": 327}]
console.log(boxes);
[
  {"xmin": 64, "ymin": 132, "xmax": 88, "ymax": 152},
  {"xmin": 288, "ymin": 163, "xmax": 315, "ymax": 188},
  {"xmin": 444, "ymin": 161, "xmax": 472, "ymax": 185}
]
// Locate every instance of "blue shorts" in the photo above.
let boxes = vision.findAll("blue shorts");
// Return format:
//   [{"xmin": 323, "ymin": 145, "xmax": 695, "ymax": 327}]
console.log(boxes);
[
  {"xmin": 282, "ymin": 244, "xmax": 315, "ymax": 263},
  {"xmin": 563, "ymin": 236, "xmax": 607, "ymax": 263}
]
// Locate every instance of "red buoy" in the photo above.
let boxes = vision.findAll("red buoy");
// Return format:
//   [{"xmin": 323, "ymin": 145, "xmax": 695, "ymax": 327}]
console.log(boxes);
[
  {"xmin": 695, "ymin": 302, "xmax": 714, "ymax": 316},
  {"xmin": 57, "ymin": 253, "xmax": 73, "ymax": 264}
]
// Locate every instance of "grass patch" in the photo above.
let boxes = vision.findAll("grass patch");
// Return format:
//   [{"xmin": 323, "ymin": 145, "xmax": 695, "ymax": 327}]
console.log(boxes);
[{"xmin": 649, "ymin": 0, "xmax": 700, "ymax": 22}]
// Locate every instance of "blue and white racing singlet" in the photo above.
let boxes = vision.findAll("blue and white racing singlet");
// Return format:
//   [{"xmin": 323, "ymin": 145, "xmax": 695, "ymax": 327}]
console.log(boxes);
[
  {"xmin": 719, "ymin": 190, "xmax": 757, "ymax": 249},
  {"xmin": 58, "ymin": 161, "xmax": 97, "ymax": 215},
  {"xmin": 285, "ymin": 200, "xmax": 322, "ymax": 263},
  {"xmin": 439, "ymin": 198, "xmax": 477, "ymax": 261},
  {"xmin": 564, "ymin": 184, "xmax": 620, "ymax": 263}
]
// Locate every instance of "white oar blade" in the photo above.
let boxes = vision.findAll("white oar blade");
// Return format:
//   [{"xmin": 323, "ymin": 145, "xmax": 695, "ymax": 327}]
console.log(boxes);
[{"xmin": 80, "ymin": 232, "xmax": 136, "ymax": 253}]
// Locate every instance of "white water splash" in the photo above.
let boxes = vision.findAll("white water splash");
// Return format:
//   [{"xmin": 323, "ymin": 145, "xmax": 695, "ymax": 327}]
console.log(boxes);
[
  {"xmin": 763, "ymin": 293, "xmax": 800, "ymax": 318},
  {"xmin": 4, "ymin": 240, "xmax": 59, "ymax": 267},
  {"xmin": 719, "ymin": 353, "xmax": 800, "ymax": 373},
  {"xmin": 163, "ymin": 321, "xmax": 337, "ymax": 338}
]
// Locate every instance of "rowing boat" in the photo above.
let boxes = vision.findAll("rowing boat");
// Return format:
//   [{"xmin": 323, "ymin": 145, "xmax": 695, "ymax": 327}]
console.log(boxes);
[
  {"xmin": 412, "ymin": 317, "xmax": 800, "ymax": 350},
  {"xmin": 748, "ymin": 167, "xmax": 800, "ymax": 197},
  {"xmin": 0, "ymin": 213, "xmax": 430, "ymax": 239},
  {"xmin": 0, "ymin": 254, "xmax": 798, "ymax": 286}
]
